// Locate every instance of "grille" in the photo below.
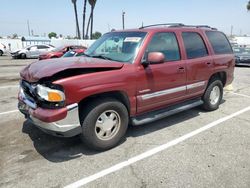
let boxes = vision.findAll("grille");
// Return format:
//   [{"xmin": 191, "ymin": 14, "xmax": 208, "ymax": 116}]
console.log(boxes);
[{"xmin": 20, "ymin": 80, "xmax": 36, "ymax": 103}]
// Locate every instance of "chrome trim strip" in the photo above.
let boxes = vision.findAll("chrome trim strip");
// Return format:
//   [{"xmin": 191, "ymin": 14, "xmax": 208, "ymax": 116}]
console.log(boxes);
[
  {"xmin": 140, "ymin": 81, "xmax": 206, "ymax": 100},
  {"xmin": 20, "ymin": 88, "xmax": 37, "ymax": 109},
  {"xmin": 187, "ymin": 81, "xmax": 206, "ymax": 90},
  {"xmin": 141, "ymin": 86, "xmax": 186, "ymax": 100},
  {"xmin": 67, "ymin": 103, "xmax": 78, "ymax": 111}
]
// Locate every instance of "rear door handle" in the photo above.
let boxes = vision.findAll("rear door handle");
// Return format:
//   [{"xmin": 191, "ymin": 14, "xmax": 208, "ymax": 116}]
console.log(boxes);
[{"xmin": 206, "ymin": 62, "xmax": 212, "ymax": 65}]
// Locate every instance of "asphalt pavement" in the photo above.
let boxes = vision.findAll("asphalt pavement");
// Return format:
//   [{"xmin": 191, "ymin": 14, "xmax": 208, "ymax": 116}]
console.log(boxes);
[{"xmin": 0, "ymin": 56, "xmax": 249, "ymax": 188}]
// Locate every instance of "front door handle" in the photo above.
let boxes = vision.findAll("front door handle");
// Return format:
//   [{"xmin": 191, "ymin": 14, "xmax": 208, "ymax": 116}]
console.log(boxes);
[{"xmin": 177, "ymin": 67, "xmax": 185, "ymax": 73}]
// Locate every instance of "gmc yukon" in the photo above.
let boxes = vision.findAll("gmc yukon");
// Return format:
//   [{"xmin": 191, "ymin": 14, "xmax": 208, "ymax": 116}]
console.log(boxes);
[{"xmin": 18, "ymin": 24, "xmax": 235, "ymax": 150}]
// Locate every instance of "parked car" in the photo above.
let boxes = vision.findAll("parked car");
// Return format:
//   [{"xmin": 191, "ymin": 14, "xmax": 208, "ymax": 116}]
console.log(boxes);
[
  {"xmin": 62, "ymin": 48, "xmax": 86, "ymax": 58},
  {"xmin": 18, "ymin": 24, "xmax": 234, "ymax": 151},
  {"xmin": 11, "ymin": 44, "xmax": 55, "ymax": 59},
  {"xmin": 0, "ymin": 43, "xmax": 7, "ymax": 56},
  {"xmin": 38, "ymin": 45, "xmax": 87, "ymax": 60},
  {"xmin": 233, "ymin": 47, "xmax": 250, "ymax": 66}
]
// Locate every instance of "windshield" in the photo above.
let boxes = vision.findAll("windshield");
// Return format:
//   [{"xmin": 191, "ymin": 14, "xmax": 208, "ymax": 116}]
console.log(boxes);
[
  {"xmin": 62, "ymin": 51, "xmax": 76, "ymax": 58},
  {"xmin": 84, "ymin": 31, "xmax": 147, "ymax": 63}
]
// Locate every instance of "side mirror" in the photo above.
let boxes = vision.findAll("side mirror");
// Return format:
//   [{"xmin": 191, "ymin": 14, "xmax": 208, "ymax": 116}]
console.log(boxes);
[
  {"xmin": 27, "ymin": 48, "xmax": 30, "ymax": 51},
  {"xmin": 142, "ymin": 52, "xmax": 165, "ymax": 67}
]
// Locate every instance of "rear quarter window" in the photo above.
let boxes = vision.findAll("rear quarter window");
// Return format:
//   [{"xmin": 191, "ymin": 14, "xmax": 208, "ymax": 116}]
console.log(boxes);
[{"xmin": 205, "ymin": 31, "xmax": 233, "ymax": 54}]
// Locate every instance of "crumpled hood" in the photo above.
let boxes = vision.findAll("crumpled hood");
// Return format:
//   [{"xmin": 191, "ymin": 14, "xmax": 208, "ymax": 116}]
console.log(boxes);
[{"xmin": 20, "ymin": 57, "xmax": 124, "ymax": 82}]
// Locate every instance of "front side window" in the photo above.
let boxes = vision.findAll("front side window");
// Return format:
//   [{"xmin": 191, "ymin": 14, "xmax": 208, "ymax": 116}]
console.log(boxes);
[
  {"xmin": 205, "ymin": 31, "xmax": 233, "ymax": 54},
  {"xmin": 85, "ymin": 32, "xmax": 147, "ymax": 63},
  {"xmin": 182, "ymin": 32, "xmax": 208, "ymax": 59},
  {"xmin": 146, "ymin": 32, "xmax": 180, "ymax": 61}
]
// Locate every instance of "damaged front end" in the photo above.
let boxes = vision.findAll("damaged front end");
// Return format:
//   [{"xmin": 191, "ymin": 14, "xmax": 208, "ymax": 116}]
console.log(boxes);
[
  {"xmin": 18, "ymin": 57, "xmax": 124, "ymax": 137},
  {"xmin": 18, "ymin": 79, "xmax": 81, "ymax": 137}
]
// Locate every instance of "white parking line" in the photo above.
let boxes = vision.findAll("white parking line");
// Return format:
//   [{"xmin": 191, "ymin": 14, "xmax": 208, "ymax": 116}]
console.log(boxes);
[
  {"xmin": 64, "ymin": 105, "xmax": 250, "ymax": 188},
  {"xmin": 231, "ymin": 92, "xmax": 250, "ymax": 99},
  {"xmin": 0, "ymin": 85, "xmax": 19, "ymax": 89},
  {"xmin": 0, "ymin": 110, "xmax": 19, "ymax": 116}
]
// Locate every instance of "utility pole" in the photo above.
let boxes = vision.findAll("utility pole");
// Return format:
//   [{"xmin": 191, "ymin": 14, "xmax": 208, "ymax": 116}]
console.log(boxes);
[
  {"xmin": 27, "ymin": 20, "xmax": 31, "ymax": 36},
  {"xmin": 122, "ymin": 11, "xmax": 125, "ymax": 30},
  {"xmin": 230, "ymin": 25, "xmax": 233, "ymax": 37}
]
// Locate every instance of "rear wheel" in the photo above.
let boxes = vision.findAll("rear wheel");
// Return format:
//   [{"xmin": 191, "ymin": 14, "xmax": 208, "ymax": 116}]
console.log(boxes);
[
  {"xmin": 0, "ymin": 50, "xmax": 3, "ymax": 56},
  {"xmin": 202, "ymin": 79, "xmax": 223, "ymax": 111},
  {"xmin": 80, "ymin": 98, "xmax": 128, "ymax": 151}
]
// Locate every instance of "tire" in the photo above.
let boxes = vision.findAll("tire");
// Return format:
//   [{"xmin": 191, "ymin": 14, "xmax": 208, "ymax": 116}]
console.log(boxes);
[
  {"xmin": 20, "ymin": 53, "xmax": 26, "ymax": 59},
  {"xmin": 0, "ymin": 50, "xmax": 3, "ymax": 56},
  {"xmin": 80, "ymin": 98, "xmax": 129, "ymax": 151},
  {"xmin": 202, "ymin": 79, "xmax": 223, "ymax": 111}
]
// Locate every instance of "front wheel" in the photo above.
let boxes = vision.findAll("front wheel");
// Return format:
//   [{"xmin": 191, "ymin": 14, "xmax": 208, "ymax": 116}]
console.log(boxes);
[
  {"xmin": 20, "ymin": 53, "xmax": 26, "ymax": 59},
  {"xmin": 202, "ymin": 79, "xmax": 223, "ymax": 111},
  {"xmin": 80, "ymin": 98, "xmax": 129, "ymax": 151}
]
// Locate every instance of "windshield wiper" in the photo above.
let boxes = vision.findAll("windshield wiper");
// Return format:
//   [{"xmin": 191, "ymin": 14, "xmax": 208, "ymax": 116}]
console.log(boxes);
[
  {"xmin": 82, "ymin": 53, "xmax": 91, "ymax": 57},
  {"xmin": 90, "ymin": 54, "xmax": 114, "ymax": 61}
]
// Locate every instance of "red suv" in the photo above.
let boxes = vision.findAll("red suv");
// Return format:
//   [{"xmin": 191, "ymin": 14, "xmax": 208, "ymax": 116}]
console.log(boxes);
[
  {"xmin": 38, "ymin": 45, "xmax": 87, "ymax": 60},
  {"xmin": 18, "ymin": 24, "xmax": 235, "ymax": 150}
]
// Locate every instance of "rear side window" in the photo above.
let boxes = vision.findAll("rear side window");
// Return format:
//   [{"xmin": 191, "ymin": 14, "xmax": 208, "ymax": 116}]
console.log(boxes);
[
  {"xmin": 37, "ymin": 45, "xmax": 49, "ymax": 49},
  {"xmin": 182, "ymin": 32, "xmax": 208, "ymax": 59},
  {"xmin": 147, "ymin": 32, "xmax": 180, "ymax": 61},
  {"xmin": 205, "ymin": 31, "xmax": 233, "ymax": 54}
]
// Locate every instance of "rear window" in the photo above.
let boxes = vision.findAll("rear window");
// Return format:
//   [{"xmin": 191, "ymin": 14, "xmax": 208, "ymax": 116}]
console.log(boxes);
[
  {"xmin": 182, "ymin": 32, "xmax": 208, "ymax": 59},
  {"xmin": 205, "ymin": 31, "xmax": 233, "ymax": 54}
]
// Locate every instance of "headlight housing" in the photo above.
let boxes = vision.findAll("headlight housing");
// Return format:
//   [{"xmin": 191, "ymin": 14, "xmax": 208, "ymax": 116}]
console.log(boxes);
[{"xmin": 36, "ymin": 84, "xmax": 65, "ymax": 102}]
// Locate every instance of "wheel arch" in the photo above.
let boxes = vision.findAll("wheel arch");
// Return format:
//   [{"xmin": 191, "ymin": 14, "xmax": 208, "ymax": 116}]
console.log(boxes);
[
  {"xmin": 208, "ymin": 71, "xmax": 227, "ymax": 87},
  {"xmin": 78, "ymin": 90, "xmax": 131, "ymax": 120}
]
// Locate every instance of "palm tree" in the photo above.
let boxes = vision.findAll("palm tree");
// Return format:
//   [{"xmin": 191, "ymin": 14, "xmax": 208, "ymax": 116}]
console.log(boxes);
[
  {"xmin": 72, "ymin": 0, "xmax": 81, "ymax": 39},
  {"xmin": 82, "ymin": 0, "xmax": 87, "ymax": 39},
  {"xmin": 247, "ymin": 0, "xmax": 250, "ymax": 11},
  {"xmin": 86, "ymin": 0, "xmax": 97, "ymax": 39}
]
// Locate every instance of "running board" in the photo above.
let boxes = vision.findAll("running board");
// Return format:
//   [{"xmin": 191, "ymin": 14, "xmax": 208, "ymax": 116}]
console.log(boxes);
[{"xmin": 131, "ymin": 99, "xmax": 203, "ymax": 126}]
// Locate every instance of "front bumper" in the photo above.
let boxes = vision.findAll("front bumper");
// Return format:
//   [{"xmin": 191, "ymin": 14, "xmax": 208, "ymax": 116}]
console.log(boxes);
[
  {"xmin": 235, "ymin": 59, "xmax": 250, "ymax": 66},
  {"xmin": 18, "ymin": 89, "xmax": 81, "ymax": 137},
  {"xmin": 11, "ymin": 52, "xmax": 21, "ymax": 58}
]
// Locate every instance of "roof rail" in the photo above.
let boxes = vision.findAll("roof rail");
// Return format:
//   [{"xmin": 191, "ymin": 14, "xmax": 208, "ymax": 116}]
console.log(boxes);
[
  {"xmin": 139, "ymin": 23, "xmax": 217, "ymax": 30},
  {"xmin": 139, "ymin": 23, "xmax": 185, "ymax": 29},
  {"xmin": 174, "ymin": 25, "xmax": 218, "ymax": 30}
]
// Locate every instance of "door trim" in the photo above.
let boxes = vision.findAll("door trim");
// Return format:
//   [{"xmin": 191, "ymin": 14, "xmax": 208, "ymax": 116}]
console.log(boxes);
[{"xmin": 140, "ymin": 81, "xmax": 206, "ymax": 100}]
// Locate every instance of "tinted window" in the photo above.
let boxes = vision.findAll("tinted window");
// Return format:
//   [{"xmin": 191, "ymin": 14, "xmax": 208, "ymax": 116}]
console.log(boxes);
[
  {"xmin": 62, "ymin": 51, "xmax": 76, "ymax": 57},
  {"xmin": 206, "ymin": 31, "xmax": 233, "ymax": 54},
  {"xmin": 37, "ymin": 45, "xmax": 49, "ymax": 49},
  {"xmin": 146, "ymin": 32, "xmax": 180, "ymax": 61},
  {"xmin": 182, "ymin": 32, "xmax": 208, "ymax": 59}
]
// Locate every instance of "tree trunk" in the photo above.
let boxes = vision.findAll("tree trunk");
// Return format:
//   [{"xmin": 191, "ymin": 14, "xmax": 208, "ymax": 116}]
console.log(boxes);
[
  {"xmin": 90, "ymin": 6, "xmax": 94, "ymax": 39},
  {"xmin": 73, "ymin": 2, "xmax": 81, "ymax": 39},
  {"xmin": 86, "ymin": 12, "xmax": 92, "ymax": 39},
  {"xmin": 82, "ymin": 0, "xmax": 87, "ymax": 39}
]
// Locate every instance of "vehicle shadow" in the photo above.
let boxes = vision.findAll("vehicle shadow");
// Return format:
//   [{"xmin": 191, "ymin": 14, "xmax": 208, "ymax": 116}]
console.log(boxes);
[{"xmin": 21, "ymin": 104, "xmax": 222, "ymax": 163}]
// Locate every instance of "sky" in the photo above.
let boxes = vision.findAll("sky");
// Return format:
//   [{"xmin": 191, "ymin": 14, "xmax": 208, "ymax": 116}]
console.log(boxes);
[{"xmin": 0, "ymin": 0, "xmax": 250, "ymax": 37}]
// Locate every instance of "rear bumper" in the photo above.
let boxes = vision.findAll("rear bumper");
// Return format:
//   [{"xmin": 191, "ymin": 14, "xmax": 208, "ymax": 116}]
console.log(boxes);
[{"xmin": 18, "ymin": 89, "xmax": 81, "ymax": 137}]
